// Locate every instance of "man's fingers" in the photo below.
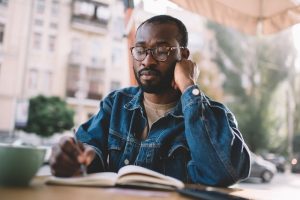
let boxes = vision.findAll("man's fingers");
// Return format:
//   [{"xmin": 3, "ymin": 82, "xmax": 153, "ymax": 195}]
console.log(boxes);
[
  {"xmin": 50, "ymin": 144, "xmax": 80, "ymax": 177},
  {"xmin": 49, "ymin": 136, "xmax": 97, "ymax": 177},
  {"xmin": 49, "ymin": 136, "xmax": 85, "ymax": 177},
  {"xmin": 77, "ymin": 145, "xmax": 96, "ymax": 165},
  {"xmin": 50, "ymin": 144, "xmax": 79, "ymax": 166},
  {"xmin": 193, "ymin": 62, "xmax": 200, "ymax": 83},
  {"xmin": 77, "ymin": 141, "xmax": 85, "ymax": 151},
  {"xmin": 59, "ymin": 136, "xmax": 80, "ymax": 160}
]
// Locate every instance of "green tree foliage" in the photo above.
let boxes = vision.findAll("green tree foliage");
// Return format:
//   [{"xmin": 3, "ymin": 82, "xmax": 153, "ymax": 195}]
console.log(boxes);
[
  {"xmin": 20, "ymin": 95, "xmax": 75, "ymax": 137},
  {"xmin": 293, "ymin": 135, "xmax": 300, "ymax": 153},
  {"xmin": 207, "ymin": 21, "xmax": 296, "ymax": 152}
]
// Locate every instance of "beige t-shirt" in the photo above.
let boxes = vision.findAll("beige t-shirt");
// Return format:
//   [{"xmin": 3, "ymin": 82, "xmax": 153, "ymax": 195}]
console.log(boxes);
[{"xmin": 141, "ymin": 97, "xmax": 177, "ymax": 139}]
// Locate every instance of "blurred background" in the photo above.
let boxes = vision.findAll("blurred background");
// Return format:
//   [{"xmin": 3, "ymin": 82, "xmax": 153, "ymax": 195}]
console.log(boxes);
[{"xmin": 0, "ymin": 0, "xmax": 299, "ymax": 191}]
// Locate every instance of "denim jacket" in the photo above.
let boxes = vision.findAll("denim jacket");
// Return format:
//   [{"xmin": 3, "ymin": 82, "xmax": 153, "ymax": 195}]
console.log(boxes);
[{"xmin": 76, "ymin": 85, "xmax": 250, "ymax": 187}]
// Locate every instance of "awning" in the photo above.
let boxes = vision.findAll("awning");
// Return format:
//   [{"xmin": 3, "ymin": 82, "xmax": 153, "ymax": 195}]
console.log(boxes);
[{"xmin": 170, "ymin": 0, "xmax": 300, "ymax": 35}]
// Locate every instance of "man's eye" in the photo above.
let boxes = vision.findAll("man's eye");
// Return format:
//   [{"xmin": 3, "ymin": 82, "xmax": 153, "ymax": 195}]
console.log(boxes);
[
  {"xmin": 156, "ymin": 47, "xmax": 169, "ymax": 54},
  {"xmin": 135, "ymin": 48, "xmax": 145, "ymax": 54}
]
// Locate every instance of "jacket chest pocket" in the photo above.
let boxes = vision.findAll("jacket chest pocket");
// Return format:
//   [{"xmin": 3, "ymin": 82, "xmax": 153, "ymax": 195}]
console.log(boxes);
[
  {"xmin": 161, "ymin": 143, "xmax": 191, "ymax": 183},
  {"xmin": 108, "ymin": 131, "xmax": 125, "ymax": 172}
]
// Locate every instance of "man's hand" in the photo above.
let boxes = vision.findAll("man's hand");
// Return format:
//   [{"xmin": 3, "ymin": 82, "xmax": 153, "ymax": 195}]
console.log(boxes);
[
  {"xmin": 49, "ymin": 136, "xmax": 95, "ymax": 177},
  {"xmin": 173, "ymin": 58, "xmax": 198, "ymax": 93}
]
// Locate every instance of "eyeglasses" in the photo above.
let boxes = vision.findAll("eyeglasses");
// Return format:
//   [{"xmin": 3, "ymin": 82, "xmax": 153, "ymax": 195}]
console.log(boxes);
[{"xmin": 130, "ymin": 46, "xmax": 184, "ymax": 62}]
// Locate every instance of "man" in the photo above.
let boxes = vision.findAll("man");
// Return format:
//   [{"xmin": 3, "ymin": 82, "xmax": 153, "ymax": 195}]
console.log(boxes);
[{"xmin": 50, "ymin": 15, "xmax": 250, "ymax": 187}]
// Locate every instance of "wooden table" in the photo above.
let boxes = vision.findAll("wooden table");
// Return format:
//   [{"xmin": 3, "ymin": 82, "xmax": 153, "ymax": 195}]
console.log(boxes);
[{"xmin": 0, "ymin": 176, "xmax": 262, "ymax": 200}]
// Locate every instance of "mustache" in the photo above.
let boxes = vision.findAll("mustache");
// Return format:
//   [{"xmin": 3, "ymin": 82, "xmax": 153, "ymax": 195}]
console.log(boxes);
[{"xmin": 138, "ymin": 68, "xmax": 160, "ymax": 76}]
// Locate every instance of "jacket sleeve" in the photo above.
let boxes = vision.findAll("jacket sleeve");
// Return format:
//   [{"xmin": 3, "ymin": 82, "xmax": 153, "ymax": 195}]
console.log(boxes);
[
  {"xmin": 181, "ymin": 85, "xmax": 251, "ymax": 187},
  {"xmin": 76, "ymin": 96, "xmax": 113, "ymax": 173}
]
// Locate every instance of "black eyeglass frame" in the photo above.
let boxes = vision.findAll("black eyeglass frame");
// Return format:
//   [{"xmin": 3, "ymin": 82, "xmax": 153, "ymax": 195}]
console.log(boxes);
[{"xmin": 130, "ymin": 46, "xmax": 185, "ymax": 62}]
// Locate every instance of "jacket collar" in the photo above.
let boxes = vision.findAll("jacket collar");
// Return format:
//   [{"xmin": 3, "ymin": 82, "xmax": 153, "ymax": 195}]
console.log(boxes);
[
  {"xmin": 124, "ymin": 88, "xmax": 184, "ymax": 118},
  {"xmin": 123, "ymin": 88, "xmax": 144, "ymax": 111}
]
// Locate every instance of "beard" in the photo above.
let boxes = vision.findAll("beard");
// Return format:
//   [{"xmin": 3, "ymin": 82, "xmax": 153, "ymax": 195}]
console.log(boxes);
[{"xmin": 134, "ymin": 63, "xmax": 176, "ymax": 94}]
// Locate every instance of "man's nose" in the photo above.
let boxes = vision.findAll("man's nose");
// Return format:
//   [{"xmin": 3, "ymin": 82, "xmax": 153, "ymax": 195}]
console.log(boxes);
[{"xmin": 142, "ymin": 49, "xmax": 157, "ymax": 66}]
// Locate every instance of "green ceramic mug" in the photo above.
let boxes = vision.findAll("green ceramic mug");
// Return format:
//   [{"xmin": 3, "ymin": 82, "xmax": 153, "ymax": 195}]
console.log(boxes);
[{"xmin": 0, "ymin": 143, "xmax": 46, "ymax": 186}]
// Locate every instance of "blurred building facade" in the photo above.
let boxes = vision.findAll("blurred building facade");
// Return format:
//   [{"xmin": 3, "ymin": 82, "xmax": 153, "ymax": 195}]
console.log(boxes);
[
  {"xmin": 0, "ymin": 0, "xmax": 220, "ymax": 136},
  {"xmin": 0, "ymin": 0, "xmax": 130, "ymax": 134}
]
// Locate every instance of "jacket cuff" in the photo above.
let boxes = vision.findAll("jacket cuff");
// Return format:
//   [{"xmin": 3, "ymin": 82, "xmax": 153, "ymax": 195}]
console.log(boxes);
[
  {"xmin": 84, "ymin": 144, "xmax": 106, "ymax": 173},
  {"xmin": 181, "ymin": 85, "xmax": 203, "ymax": 111}
]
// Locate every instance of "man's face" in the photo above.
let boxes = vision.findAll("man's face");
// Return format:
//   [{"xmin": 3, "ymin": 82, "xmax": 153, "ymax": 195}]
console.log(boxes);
[{"xmin": 132, "ymin": 22, "xmax": 181, "ymax": 94}]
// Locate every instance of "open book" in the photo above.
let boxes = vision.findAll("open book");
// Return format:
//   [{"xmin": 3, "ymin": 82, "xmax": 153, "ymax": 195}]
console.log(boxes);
[{"xmin": 46, "ymin": 165, "xmax": 184, "ymax": 190}]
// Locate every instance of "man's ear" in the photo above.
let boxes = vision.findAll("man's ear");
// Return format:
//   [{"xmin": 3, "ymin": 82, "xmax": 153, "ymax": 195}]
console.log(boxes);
[{"xmin": 181, "ymin": 48, "xmax": 190, "ymax": 60}]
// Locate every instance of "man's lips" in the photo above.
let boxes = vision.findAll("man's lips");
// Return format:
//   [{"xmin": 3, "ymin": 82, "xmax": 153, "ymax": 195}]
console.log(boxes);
[
  {"xmin": 138, "ymin": 69, "xmax": 160, "ymax": 80},
  {"xmin": 139, "ymin": 69, "xmax": 159, "ymax": 76}
]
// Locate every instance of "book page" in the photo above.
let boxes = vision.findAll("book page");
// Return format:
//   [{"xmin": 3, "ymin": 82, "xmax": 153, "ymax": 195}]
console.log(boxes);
[
  {"xmin": 46, "ymin": 172, "xmax": 118, "ymax": 187},
  {"xmin": 116, "ymin": 165, "xmax": 184, "ymax": 189}
]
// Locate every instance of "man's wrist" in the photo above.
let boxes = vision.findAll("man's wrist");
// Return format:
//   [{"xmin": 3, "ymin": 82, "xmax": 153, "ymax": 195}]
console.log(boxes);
[{"xmin": 179, "ymin": 79, "xmax": 195, "ymax": 93}]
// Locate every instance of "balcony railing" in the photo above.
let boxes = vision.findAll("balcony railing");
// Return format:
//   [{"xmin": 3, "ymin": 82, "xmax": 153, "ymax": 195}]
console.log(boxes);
[
  {"xmin": 71, "ymin": 16, "xmax": 109, "ymax": 35},
  {"xmin": 71, "ymin": 0, "xmax": 110, "ymax": 34},
  {"xmin": 66, "ymin": 89, "xmax": 103, "ymax": 101},
  {"xmin": 68, "ymin": 53, "xmax": 106, "ymax": 69}
]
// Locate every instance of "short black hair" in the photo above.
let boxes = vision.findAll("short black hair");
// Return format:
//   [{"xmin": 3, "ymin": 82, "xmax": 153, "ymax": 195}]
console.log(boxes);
[{"xmin": 137, "ymin": 15, "xmax": 188, "ymax": 47}]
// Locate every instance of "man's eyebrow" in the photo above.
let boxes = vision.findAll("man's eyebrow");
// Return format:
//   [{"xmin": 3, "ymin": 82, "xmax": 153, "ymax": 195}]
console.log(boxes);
[
  {"xmin": 155, "ymin": 41, "xmax": 171, "ymax": 46},
  {"xmin": 134, "ymin": 42, "xmax": 146, "ymax": 46},
  {"xmin": 134, "ymin": 41, "xmax": 171, "ymax": 47}
]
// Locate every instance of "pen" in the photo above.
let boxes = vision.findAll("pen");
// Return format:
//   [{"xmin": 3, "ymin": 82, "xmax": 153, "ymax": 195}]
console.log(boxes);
[{"xmin": 73, "ymin": 128, "xmax": 87, "ymax": 176}]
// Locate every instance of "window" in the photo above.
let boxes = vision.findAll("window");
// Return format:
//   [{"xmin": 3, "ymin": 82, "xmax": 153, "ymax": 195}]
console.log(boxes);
[
  {"xmin": 73, "ymin": 1, "xmax": 94, "ymax": 17},
  {"xmin": 72, "ymin": 1, "xmax": 110, "ymax": 29},
  {"xmin": 34, "ymin": 19, "xmax": 44, "ymax": 26},
  {"xmin": 50, "ymin": 22, "xmax": 58, "ymax": 29},
  {"xmin": 36, "ymin": 0, "xmax": 45, "ymax": 14},
  {"xmin": 112, "ymin": 17, "xmax": 124, "ymax": 40},
  {"xmin": 90, "ymin": 41, "xmax": 102, "ymax": 67},
  {"xmin": 71, "ymin": 38, "xmax": 81, "ymax": 56},
  {"xmin": 112, "ymin": 48, "xmax": 122, "ymax": 67},
  {"xmin": 69, "ymin": 38, "xmax": 81, "ymax": 64},
  {"xmin": 28, "ymin": 69, "xmax": 38, "ymax": 89},
  {"xmin": 48, "ymin": 35, "xmax": 56, "ymax": 52},
  {"xmin": 96, "ymin": 4, "xmax": 110, "ymax": 23},
  {"xmin": 0, "ymin": 0, "xmax": 8, "ymax": 6},
  {"xmin": 33, "ymin": 33, "xmax": 42, "ymax": 49},
  {"xmin": 86, "ymin": 68, "xmax": 104, "ymax": 99},
  {"xmin": 87, "ymin": 81, "xmax": 103, "ymax": 100},
  {"xmin": 44, "ymin": 71, "xmax": 52, "ymax": 91},
  {"xmin": 0, "ymin": 24, "xmax": 4, "ymax": 44},
  {"xmin": 51, "ymin": 0, "xmax": 60, "ymax": 16},
  {"xmin": 66, "ymin": 66, "xmax": 80, "ymax": 97}
]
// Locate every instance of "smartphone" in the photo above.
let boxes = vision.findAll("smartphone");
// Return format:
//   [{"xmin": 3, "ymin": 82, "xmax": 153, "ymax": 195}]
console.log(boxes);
[{"xmin": 177, "ymin": 187, "xmax": 250, "ymax": 200}]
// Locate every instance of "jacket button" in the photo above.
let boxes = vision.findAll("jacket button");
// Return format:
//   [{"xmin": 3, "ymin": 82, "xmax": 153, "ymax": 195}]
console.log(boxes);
[
  {"xmin": 192, "ymin": 88, "xmax": 200, "ymax": 96},
  {"xmin": 124, "ymin": 159, "xmax": 129, "ymax": 165}
]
